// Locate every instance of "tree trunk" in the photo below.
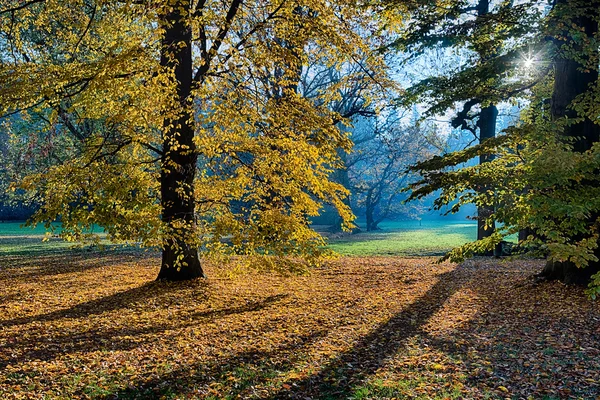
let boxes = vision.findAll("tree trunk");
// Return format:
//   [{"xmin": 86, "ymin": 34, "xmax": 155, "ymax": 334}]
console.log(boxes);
[
  {"xmin": 156, "ymin": 0, "xmax": 205, "ymax": 281},
  {"xmin": 476, "ymin": 104, "xmax": 498, "ymax": 247},
  {"xmin": 365, "ymin": 189, "xmax": 377, "ymax": 231},
  {"xmin": 539, "ymin": 0, "xmax": 600, "ymax": 284},
  {"xmin": 518, "ymin": 228, "xmax": 531, "ymax": 243},
  {"xmin": 474, "ymin": 0, "xmax": 496, "ymax": 246}
]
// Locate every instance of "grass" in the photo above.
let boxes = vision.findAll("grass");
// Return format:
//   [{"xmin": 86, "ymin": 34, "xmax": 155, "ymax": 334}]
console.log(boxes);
[
  {"xmin": 0, "ymin": 219, "xmax": 477, "ymax": 258},
  {"xmin": 327, "ymin": 220, "xmax": 478, "ymax": 256},
  {"xmin": 1, "ymin": 249, "xmax": 599, "ymax": 399},
  {"xmin": 0, "ymin": 222, "xmax": 142, "ymax": 257},
  {"xmin": 0, "ymin": 221, "xmax": 63, "ymax": 236}
]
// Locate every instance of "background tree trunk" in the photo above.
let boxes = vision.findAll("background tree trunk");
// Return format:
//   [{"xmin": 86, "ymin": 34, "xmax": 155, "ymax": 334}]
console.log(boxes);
[
  {"xmin": 540, "ymin": 0, "xmax": 600, "ymax": 284},
  {"xmin": 157, "ymin": 0, "xmax": 205, "ymax": 281},
  {"xmin": 365, "ymin": 189, "xmax": 377, "ymax": 231},
  {"xmin": 474, "ymin": 0, "xmax": 497, "ymax": 248},
  {"xmin": 476, "ymin": 104, "xmax": 498, "ymax": 244}
]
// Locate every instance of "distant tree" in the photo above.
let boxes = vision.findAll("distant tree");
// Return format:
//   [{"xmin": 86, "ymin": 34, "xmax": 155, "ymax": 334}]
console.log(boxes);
[
  {"xmin": 348, "ymin": 114, "xmax": 432, "ymax": 231},
  {"xmin": 297, "ymin": 58, "xmax": 395, "ymax": 232},
  {"xmin": 0, "ymin": 0, "xmax": 389, "ymax": 280}
]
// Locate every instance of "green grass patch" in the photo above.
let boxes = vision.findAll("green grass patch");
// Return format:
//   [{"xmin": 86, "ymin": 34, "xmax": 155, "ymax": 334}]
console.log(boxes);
[
  {"xmin": 327, "ymin": 220, "xmax": 477, "ymax": 256},
  {"xmin": 0, "ymin": 221, "xmax": 140, "ymax": 257},
  {"xmin": 350, "ymin": 378, "xmax": 467, "ymax": 400}
]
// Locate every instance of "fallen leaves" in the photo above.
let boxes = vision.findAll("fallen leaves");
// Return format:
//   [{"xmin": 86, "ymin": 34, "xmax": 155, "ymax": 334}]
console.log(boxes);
[{"xmin": 0, "ymin": 252, "xmax": 599, "ymax": 399}]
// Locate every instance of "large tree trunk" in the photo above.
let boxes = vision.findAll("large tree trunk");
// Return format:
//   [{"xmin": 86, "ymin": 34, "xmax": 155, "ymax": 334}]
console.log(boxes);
[
  {"xmin": 156, "ymin": 0, "xmax": 205, "ymax": 281},
  {"xmin": 474, "ymin": 0, "xmax": 497, "ymax": 246},
  {"xmin": 539, "ymin": 0, "xmax": 600, "ymax": 284},
  {"xmin": 476, "ymin": 104, "xmax": 498, "ymax": 243}
]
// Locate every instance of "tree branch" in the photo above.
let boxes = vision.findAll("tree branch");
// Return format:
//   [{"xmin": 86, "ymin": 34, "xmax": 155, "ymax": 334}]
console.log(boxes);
[
  {"xmin": 0, "ymin": 0, "xmax": 45, "ymax": 15},
  {"xmin": 193, "ymin": 0, "xmax": 243, "ymax": 82}
]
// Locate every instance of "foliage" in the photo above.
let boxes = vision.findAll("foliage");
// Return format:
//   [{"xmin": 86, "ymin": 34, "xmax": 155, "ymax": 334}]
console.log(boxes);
[
  {"xmin": 387, "ymin": 0, "xmax": 545, "ymax": 120},
  {"xmin": 396, "ymin": 0, "xmax": 600, "ymax": 289},
  {"xmin": 0, "ymin": 0, "xmax": 391, "ymax": 275},
  {"xmin": 407, "ymin": 110, "xmax": 600, "ymax": 268},
  {"xmin": 1, "ymin": 249, "xmax": 599, "ymax": 399}
]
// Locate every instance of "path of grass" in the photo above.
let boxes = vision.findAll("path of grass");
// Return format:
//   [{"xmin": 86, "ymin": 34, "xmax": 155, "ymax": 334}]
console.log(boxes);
[{"xmin": 0, "ymin": 251, "xmax": 598, "ymax": 399}]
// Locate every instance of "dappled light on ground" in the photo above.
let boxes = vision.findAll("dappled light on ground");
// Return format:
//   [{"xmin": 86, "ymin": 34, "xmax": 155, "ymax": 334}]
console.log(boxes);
[{"xmin": 0, "ymin": 253, "xmax": 599, "ymax": 399}]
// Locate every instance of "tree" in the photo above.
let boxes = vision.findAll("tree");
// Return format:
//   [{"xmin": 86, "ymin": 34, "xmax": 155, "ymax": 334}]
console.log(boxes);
[
  {"xmin": 347, "ymin": 113, "xmax": 432, "ymax": 231},
  {"xmin": 0, "ymin": 0, "xmax": 388, "ymax": 280},
  {"xmin": 386, "ymin": 0, "xmax": 544, "ymax": 244},
  {"xmin": 297, "ymin": 59, "xmax": 392, "ymax": 232},
  {"xmin": 536, "ymin": 0, "xmax": 600, "ymax": 284},
  {"xmin": 404, "ymin": 0, "xmax": 600, "ymax": 290}
]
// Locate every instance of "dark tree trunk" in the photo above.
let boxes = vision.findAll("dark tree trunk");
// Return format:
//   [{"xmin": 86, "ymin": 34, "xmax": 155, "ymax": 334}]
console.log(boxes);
[
  {"xmin": 518, "ymin": 228, "xmax": 530, "ymax": 243},
  {"xmin": 474, "ymin": 0, "xmax": 496, "ymax": 246},
  {"xmin": 539, "ymin": 0, "xmax": 600, "ymax": 284},
  {"xmin": 156, "ymin": 0, "xmax": 205, "ymax": 281},
  {"xmin": 476, "ymin": 104, "xmax": 498, "ymax": 247},
  {"xmin": 365, "ymin": 189, "xmax": 377, "ymax": 232}
]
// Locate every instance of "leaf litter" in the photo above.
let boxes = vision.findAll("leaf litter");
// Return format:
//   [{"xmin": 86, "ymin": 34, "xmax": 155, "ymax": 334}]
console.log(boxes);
[{"xmin": 0, "ymin": 251, "xmax": 599, "ymax": 399}]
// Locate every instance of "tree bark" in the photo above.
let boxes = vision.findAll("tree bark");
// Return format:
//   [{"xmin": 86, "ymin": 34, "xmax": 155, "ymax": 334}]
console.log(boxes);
[
  {"xmin": 539, "ymin": 0, "xmax": 600, "ymax": 284},
  {"xmin": 474, "ymin": 0, "xmax": 497, "ymax": 247},
  {"xmin": 156, "ymin": 0, "xmax": 205, "ymax": 281},
  {"xmin": 476, "ymin": 104, "xmax": 498, "ymax": 244},
  {"xmin": 365, "ymin": 189, "xmax": 377, "ymax": 231}
]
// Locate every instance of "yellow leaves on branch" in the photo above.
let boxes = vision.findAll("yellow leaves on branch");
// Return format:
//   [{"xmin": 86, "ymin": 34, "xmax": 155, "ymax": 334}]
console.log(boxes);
[{"xmin": 1, "ymin": 0, "xmax": 392, "ymax": 270}]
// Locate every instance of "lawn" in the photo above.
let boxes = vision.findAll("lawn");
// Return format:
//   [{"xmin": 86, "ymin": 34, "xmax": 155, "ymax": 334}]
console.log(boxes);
[
  {"xmin": 1, "ymin": 248, "xmax": 599, "ymax": 399},
  {"xmin": 327, "ymin": 220, "xmax": 478, "ymax": 256},
  {"xmin": 0, "ymin": 219, "xmax": 476, "ymax": 258},
  {"xmin": 0, "ymin": 222, "xmax": 126, "ymax": 257}
]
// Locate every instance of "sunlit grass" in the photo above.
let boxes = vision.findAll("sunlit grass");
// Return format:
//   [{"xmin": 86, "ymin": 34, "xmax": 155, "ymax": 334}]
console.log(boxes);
[
  {"xmin": 1, "ymin": 219, "xmax": 507, "ymax": 258},
  {"xmin": 328, "ymin": 220, "xmax": 477, "ymax": 256}
]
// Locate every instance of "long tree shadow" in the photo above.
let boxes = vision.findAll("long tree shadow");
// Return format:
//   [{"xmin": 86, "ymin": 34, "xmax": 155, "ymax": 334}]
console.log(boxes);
[
  {"xmin": 0, "ymin": 290, "xmax": 288, "ymax": 368},
  {"xmin": 0, "ymin": 248, "xmax": 155, "ymax": 281},
  {"xmin": 265, "ymin": 267, "xmax": 467, "ymax": 399},
  {"xmin": 0, "ymin": 281, "xmax": 169, "ymax": 328},
  {"xmin": 420, "ymin": 278, "xmax": 600, "ymax": 399},
  {"xmin": 100, "ymin": 328, "xmax": 331, "ymax": 400},
  {"xmin": 0, "ymin": 272, "xmax": 285, "ymax": 329}
]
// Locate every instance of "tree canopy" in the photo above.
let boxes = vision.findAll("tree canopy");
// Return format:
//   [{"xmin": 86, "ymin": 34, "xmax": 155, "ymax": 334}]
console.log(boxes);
[
  {"xmin": 0, "ymin": 0, "xmax": 390, "ymax": 279},
  {"xmin": 398, "ymin": 0, "xmax": 600, "ymax": 292}
]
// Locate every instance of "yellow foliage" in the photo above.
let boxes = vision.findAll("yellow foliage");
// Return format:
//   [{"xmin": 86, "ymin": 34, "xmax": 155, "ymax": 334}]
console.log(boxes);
[{"xmin": 0, "ymin": 0, "xmax": 393, "ymax": 272}]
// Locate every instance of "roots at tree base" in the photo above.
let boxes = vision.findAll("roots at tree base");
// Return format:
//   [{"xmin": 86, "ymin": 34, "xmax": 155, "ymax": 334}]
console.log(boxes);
[
  {"xmin": 156, "ymin": 245, "xmax": 206, "ymax": 281},
  {"xmin": 538, "ymin": 258, "xmax": 600, "ymax": 285}
]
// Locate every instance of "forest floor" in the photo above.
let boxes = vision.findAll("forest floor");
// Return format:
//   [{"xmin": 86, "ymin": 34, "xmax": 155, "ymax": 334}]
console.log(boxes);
[{"xmin": 1, "ymin": 250, "xmax": 599, "ymax": 399}]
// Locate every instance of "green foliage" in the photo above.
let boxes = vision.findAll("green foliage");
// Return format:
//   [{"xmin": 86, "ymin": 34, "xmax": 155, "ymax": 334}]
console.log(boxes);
[
  {"xmin": 387, "ymin": 0, "xmax": 545, "ymax": 117},
  {"xmin": 390, "ymin": 0, "xmax": 600, "ymax": 291}
]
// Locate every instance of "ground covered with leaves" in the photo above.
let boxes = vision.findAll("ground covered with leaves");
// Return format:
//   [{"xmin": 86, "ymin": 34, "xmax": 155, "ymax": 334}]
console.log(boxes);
[{"xmin": 1, "ymin": 250, "xmax": 599, "ymax": 399}]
